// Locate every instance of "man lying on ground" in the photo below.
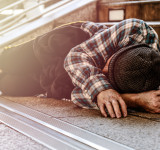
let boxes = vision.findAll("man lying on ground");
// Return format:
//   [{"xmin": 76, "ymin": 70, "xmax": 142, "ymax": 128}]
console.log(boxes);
[
  {"xmin": 0, "ymin": 19, "xmax": 160, "ymax": 118},
  {"xmin": 64, "ymin": 18, "xmax": 160, "ymax": 118}
]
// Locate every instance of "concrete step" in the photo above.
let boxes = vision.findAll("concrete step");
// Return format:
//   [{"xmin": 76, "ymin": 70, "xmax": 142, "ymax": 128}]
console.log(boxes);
[{"xmin": 1, "ymin": 96, "xmax": 160, "ymax": 150}]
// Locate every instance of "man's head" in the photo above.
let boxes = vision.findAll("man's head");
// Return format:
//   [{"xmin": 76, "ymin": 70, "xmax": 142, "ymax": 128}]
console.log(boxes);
[{"xmin": 107, "ymin": 44, "xmax": 160, "ymax": 93}]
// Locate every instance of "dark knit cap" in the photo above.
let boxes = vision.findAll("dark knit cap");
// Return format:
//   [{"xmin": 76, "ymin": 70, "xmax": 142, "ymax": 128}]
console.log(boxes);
[{"xmin": 108, "ymin": 43, "xmax": 160, "ymax": 93}]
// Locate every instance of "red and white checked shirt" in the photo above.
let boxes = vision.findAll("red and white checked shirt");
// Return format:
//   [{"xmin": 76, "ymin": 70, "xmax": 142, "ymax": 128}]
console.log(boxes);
[{"xmin": 64, "ymin": 18, "xmax": 160, "ymax": 109}]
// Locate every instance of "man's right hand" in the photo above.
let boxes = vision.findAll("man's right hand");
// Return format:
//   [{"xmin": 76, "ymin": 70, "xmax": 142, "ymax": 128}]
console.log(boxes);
[{"xmin": 97, "ymin": 89, "xmax": 127, "ymax": 118}]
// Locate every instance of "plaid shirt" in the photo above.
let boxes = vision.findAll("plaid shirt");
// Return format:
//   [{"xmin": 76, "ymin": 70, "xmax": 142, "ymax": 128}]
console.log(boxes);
[{"xmin": 64, "ymin": 18, "xmax": 160, "ymax": 109}]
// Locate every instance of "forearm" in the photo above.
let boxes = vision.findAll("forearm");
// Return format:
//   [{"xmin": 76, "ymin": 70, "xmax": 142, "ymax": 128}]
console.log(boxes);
[{"xmin": 120, "ymin": 93, "xmax": 141, "ymax": 108}]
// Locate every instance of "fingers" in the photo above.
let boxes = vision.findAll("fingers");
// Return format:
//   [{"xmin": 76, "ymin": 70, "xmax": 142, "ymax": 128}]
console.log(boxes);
[
  {"xmin": 99, "ymin": 104, "xmax": 107, "ymax": 118},
  {"xmin": 103, "ymin": 99, "xmax": 127, "ymax": 118},
  {"xmin": 111, "ymin": 100, "xmax": 121, "ymax": 118},
  {"xmin": 105, "ymin": 101, "xmax": 115, "ymax": 118},
  {"xmin": 97, "ymin": 89, "xmax": 128, "ymax": 118},
  {"xmin": 118, "ymin": 98, "xmax": 128, "ymax": 117}
]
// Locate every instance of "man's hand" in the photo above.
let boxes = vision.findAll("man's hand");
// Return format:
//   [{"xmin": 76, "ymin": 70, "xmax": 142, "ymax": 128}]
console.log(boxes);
[
  {"xmin": 97, "ymin": 89, "xmax": 127, "ymax": 118},
  {"xmin": 136, "ymin": 90, "xmax": 160, "ymax": 113}
]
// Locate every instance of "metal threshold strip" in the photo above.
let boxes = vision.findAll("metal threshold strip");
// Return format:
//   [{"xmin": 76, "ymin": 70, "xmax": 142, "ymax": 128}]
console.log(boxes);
[{"xmin": 0, "ymin": 97, "xmax": 134, "ymax": 150}]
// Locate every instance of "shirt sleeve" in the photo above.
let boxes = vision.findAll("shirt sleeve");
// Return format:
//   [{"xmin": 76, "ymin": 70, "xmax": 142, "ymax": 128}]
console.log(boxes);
[
  {"xmin": 81, "ymin": 21, "xmax": 108, "ymax": 37},
  {"xmin": 138, "ymin": 21, "xmax": 160, "ymax": 51},
  {"xmin": 64, "ymin": 46, "xmax": 112, "ymax": 109},
  {"xmin": 64, "ymin": 18, "xmax": 160, "ymax": 109}
]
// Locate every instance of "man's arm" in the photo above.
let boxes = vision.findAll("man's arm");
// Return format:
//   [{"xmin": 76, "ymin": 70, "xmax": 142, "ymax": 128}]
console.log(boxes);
[
  {"xmin": 121, "ymin": 90, "xmax": 160, "ymax": 113},
  {"xmin": 64, "ymin": 46, "xmax": 112, "ymax": 109},
  {"xmin": 97, "ymin": 89, "xmax": 160, "ymax": 118}
]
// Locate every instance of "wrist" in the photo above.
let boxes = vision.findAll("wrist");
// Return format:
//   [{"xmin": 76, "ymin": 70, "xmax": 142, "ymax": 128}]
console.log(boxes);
[
  {"xmin": 120, "ymin": 93, "xmax": 140, "ymax": 108},
  {"xmin": 97, "ymin": 88, "xmax": 113, "ymax": 98}
]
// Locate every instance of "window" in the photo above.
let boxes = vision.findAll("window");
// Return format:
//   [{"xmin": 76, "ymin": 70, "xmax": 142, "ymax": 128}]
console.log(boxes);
[{"xmin": 108, "ymin": 9, "xmax": 125, "ymax": 21}]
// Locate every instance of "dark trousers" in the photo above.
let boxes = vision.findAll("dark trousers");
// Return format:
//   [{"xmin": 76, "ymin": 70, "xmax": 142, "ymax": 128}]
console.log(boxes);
[{"xmin": 0, "ymin": 40, "xmax": 44, "ymax": 96}]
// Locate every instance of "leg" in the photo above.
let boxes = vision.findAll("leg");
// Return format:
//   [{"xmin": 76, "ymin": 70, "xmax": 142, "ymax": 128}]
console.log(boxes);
[
  {"xmin": 0, "ymin": 74, "xmax": 44, "ymax": 96},
  {"xmin": 0, "ymin": 40, "xmax": 42, "ymax": 96},
  {"xmin": 0, "ymin": 40, "xmax": 41, "ymax": 74}
]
